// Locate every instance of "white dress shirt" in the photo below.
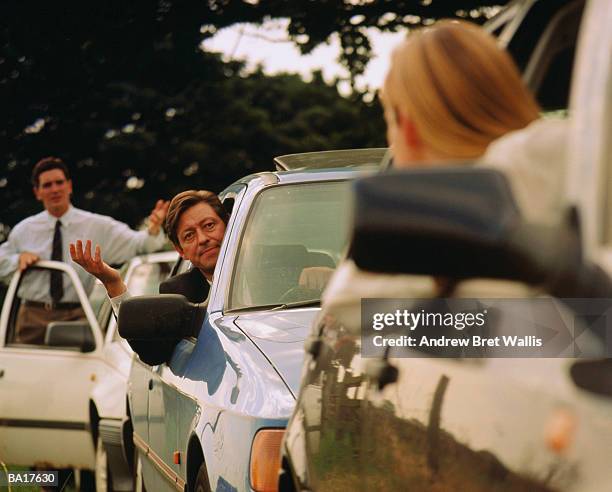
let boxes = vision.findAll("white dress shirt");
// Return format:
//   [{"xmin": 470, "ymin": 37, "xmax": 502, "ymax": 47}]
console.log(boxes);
[{"xmin": 0, "ymin": 205, "xmax": 166, "ymax": 303}]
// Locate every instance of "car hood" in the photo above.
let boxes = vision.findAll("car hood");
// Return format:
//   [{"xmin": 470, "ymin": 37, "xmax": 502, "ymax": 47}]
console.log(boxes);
[{"xmin": 234, "ymin": 308, "xmax": 318, "ymax": 397}]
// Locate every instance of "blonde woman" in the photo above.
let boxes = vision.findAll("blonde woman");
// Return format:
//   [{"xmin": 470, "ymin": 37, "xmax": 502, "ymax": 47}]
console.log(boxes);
[
  {"xmin": 321, "ymin": 19, "xmax": 569, "ymax": 306},
  {"xmin": 381, "ymin": 19, "xmax": 567, "ymax": 224}
]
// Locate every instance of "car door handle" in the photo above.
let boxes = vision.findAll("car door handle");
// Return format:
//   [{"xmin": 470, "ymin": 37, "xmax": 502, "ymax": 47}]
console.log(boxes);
[
  {"xmin": 0, "ymin": 369, "xmax": 4, "ymax": 378},
  {"xmin": 148, "ymin": 379, "xmax": 154, "ymax": 390}
]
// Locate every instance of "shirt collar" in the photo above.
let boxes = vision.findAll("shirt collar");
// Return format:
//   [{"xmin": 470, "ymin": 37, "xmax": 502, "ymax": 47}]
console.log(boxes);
[{"xmin": 44, "ymin": 204, "xmax": 76, "ymax": 227}]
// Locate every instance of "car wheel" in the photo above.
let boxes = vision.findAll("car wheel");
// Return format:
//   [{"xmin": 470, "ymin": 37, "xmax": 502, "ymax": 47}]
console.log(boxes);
[
  {"xmin": 95, "ymin": 434, "xmax": 114, "ymax": 491},
  {"xmin": 194, "ymin": 463, "xmax": 210, "ymax": 492},
  {"xmin": 134, "ymin": 448, "xmax": 147, "ymax": 492}
]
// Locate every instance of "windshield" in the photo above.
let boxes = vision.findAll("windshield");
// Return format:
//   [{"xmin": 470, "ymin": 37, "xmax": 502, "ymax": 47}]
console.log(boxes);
[{"xmin": 229, "ymin": 181, "xmax": 352, "ymax": 310}]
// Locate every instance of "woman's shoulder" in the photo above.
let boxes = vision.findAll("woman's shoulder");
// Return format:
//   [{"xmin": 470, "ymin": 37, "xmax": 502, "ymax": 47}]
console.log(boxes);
[
  {"xmin": 483, "ymin": 117, "xmax": 569, "ymax": 169},
  {"xmin": 480, "ymin": 117, "xmax": 570, "ymax": 225}
]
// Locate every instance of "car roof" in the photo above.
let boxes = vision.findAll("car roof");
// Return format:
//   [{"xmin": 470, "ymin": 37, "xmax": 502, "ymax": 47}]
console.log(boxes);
[
  {"xmin": 230, "ymin": 164, "xmax": 379, "ymax": 190},
  {"xmin": 275, "ymin": 165, "xmax": 379, "ymax": 184},
  {"xmin": 274, "ymin": 148, "xmax": 387, "ymax": 171}
]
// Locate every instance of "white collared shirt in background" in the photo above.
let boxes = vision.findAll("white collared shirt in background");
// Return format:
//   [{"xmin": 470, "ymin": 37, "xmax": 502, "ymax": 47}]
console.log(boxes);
[{"xmin": 0, "ymin": 205, "xmax": 166, "ymax": 303}]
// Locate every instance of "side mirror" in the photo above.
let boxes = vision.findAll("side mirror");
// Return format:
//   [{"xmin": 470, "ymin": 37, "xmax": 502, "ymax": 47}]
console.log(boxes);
[
  {"xmin": 350, "ymin": 167, "xmax": 612, "ymax": 301},
  {"xmin": 45, "ymin": 321, "xmax": 96, "ymax": 352},
  {"xmin": 351, "ymin": 168, "xmax": 572, "ymax": 282},
  {"xmin": 118, "ymin": 294, "xmax": 204, "ymax": 365}
]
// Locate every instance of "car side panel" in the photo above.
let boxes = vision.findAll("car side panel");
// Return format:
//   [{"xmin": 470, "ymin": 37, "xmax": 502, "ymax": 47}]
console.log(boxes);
[
  {"xmin": 89, "ymin": 352, "xmax": 129, "ymax": 420},
  {"xmin": 174, "ymin": 313, "xmax": 295, "ymax": 491},
  {"xmin": 129, "ymin": 357, "xmax": 152, "ymax": 449},
  {"xmin": 283, "ymin": 317, "xmax": 365, "ymax": 491},
  {"xmin": 0, "ymin": 349, "xmax": 100, "ymax": 468},
  {"xmin": 360, "ymin": 357, "xmax": 557, "ymax": 491}
]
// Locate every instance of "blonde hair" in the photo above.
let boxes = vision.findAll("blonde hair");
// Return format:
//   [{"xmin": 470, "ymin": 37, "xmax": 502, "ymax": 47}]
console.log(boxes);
[{"xmin": 383, "ymin": 20, "xmax": 540, "ymax": 160}]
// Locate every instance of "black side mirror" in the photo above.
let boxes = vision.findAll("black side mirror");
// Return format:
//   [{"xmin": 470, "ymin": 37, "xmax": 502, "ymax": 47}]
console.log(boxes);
[
  {"xmin": 118, "ymin": 294, "xmax": 204, "ymax": 365},
  {"xmin": 352, "ymin": 168, "xmax": 567, "ymax": 281},
  {"xmin": 351, "ymin": 167, "xmax": 612, "ymax": 301},
  {"xmin": 45, "ymin": 321, "xmax": 95, "ymax": 352}
]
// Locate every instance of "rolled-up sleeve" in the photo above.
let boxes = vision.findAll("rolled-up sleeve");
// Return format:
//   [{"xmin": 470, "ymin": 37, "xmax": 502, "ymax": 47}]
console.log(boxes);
[{"xmin": 110, "ymin": 289, "xmax": 132, "ymax": 318}]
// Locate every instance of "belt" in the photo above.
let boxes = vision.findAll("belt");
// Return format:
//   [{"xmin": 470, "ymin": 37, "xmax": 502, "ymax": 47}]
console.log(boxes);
[{"xmin": 24, "ymin": 300, "xmax": 82, "ymax": 311}]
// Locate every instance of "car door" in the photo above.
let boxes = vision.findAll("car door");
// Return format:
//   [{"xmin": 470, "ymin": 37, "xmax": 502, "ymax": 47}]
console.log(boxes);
[
  {"xmin": 103, "ymin": 254, "xmax": 176, "ymax": 378},
  {"xmin": 142, "ymin": 186, "xmax": 247, "ymax": 489},
  {"xmin": 566, "ymin": 0, "xmax": 612, "ymax": 273},
  {"xmin": 294, "ymin": 314, "xmax": 367, "ymax": 491},
  {"xmin": 0, "ymin": 260, "xmax": 104, "ymax": 469},
  {"xmin": 358, "ymin": 315, "xmax": 576, "ymax": 491}
]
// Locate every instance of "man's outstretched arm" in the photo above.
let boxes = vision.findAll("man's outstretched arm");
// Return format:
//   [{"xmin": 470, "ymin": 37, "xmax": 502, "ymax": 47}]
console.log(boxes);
[
  {"xmin": 70, "ymin": 239, "xmax": 126, "ymax": 298},
  {"xmin": 0, "ymin": 226, "xmax": 40, "ymax": 280}
]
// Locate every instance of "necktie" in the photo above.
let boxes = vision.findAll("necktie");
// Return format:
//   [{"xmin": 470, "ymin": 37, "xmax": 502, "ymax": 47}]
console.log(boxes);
[{"xmin": 50, "ymin": 220, "xmax": 64, "ymax": 303}]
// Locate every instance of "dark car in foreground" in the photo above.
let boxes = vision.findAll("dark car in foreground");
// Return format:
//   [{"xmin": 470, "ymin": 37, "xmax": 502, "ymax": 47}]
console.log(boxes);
[
  {"xmin": 280, "ymin": 168, "xmax": 612, "ymax": 492},
  {"xmin": 280, "ymin": 0, "xmax": 612, "ymax": 491},
  {"xmin": 117, "ymin": 150, "xmax": 384, "ymax": 492}
]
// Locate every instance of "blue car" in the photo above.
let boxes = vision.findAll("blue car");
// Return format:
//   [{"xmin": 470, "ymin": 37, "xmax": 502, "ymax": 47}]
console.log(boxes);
[{"xmin": 120, "ymin": 150, "xmax": 384, "ymax": 492}]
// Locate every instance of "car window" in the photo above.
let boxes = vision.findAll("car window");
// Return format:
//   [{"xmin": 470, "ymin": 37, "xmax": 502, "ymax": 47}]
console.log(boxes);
[
  {"xmin": 127, "ymin": 261, "xmax": 173, "ymax": 296},
  {"xmin": 4, "ymin": 267, "xmax": 94, "ymax": 349},
  {"xmin": 90, "ymin": 281, "xmax": 113, "ymax": 333},
  {"xmin": 88, "ymin": 281, "xmax": 109, "ymax": 319},
  {"xmin": 111, "ymin": 260, "xmax": 174, "ymax": 342},
  {"xmin": 88, "ymin": 262, "xmax": 130, "ymax": 333},
  {"xmin": 229, "ymin": 181, "xmax": 352, "ymax": 310}
]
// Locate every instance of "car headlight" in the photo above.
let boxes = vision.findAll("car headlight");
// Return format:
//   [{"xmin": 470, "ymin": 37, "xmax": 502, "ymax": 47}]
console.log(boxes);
[{"xmin": 250, "ymin": 429, "xmax": 285, "ymax": 492}]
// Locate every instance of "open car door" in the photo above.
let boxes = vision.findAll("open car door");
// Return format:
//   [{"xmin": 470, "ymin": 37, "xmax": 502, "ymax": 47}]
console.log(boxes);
[{"xmin": 0, "ymin": 260, "xmax": 104, "ymax": 469}]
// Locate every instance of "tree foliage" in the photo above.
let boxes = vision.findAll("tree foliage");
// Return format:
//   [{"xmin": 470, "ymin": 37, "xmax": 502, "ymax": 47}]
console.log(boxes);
[
  {"xmin": 1, "ymin": 0, "xmax": 503, "ymax": 231},
  {"xmin": 203, "ymin": 0, "xmax": 507, "ymax": 79}
]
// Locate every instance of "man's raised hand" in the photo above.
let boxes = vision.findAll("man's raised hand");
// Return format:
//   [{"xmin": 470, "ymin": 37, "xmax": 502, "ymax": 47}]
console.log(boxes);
[
  {"xmin": 70, "ymin": 240, "xmax": 126, "ymax": 297},
  {"xmin": 147, "ymin": 199, "xmax": 170, "ymax": 236}
]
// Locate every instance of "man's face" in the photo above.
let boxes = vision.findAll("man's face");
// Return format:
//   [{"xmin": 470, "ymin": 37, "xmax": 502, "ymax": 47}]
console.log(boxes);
[
  {"xmin": 174, "ymin": 202, "xmax": 226, "ymax": 279},
  {"xmin": 34, "ymin": 168, "xmax": 72, "ymax": 216}
]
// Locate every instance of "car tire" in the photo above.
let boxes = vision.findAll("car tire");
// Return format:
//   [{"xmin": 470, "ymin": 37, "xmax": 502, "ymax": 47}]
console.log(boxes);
[
  {"xmin": 95, "ymin": 434, "xmax": 114, "ymax": 491},
  {"xmin": 133, "ymin": 447, "xmax": 147, "ymax": 492},
  {"xmin": 194, "ymin": 463, "xmax": 210, "ymax": 492}
]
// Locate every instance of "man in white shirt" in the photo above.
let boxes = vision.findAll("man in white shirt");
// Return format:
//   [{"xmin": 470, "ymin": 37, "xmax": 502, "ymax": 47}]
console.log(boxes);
[
  {"xmin": 0, "ymin": 156, "xmax": 169, "ymax": 343},
  {"xmin": 70, "ymin": 189, "xmax": 228, "ymax": 314}
]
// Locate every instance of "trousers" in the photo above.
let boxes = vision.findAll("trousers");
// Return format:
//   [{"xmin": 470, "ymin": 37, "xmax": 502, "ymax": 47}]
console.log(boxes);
[{"xmin": 15, "ymin": 304, "xmax": 86, "ymax": 345}]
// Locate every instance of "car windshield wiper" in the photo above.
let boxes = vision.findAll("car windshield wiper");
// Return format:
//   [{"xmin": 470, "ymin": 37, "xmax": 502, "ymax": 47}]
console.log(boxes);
[
  {"xmin": 226, "ymin": 303, "xmax": 287, "ymax": 313},
  {"xmin": 269, "ymin": 299, "xmax": 321, "ymax": 311},
  {"xmin": 227, "ymin": 299, "xmax": 321, "ymax": 314}
]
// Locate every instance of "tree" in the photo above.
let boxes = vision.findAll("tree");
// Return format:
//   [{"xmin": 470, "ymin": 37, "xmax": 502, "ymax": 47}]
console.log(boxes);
[
  {"xmin": 1, "ymin": 1, "xmax": 387, "ymax": 229},
  {"xmin": 1, "ymin": 0, "xmax": 502, "ymax": 229},
  {"xmin": 202, "ymin": 0, "xmax": 507, "ymax": 80}
]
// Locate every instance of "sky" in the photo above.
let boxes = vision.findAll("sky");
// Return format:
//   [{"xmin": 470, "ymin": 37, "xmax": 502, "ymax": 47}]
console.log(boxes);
[{"xmin": 202, "ymin": 18, "xmax": 407, "ymax": 96}]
